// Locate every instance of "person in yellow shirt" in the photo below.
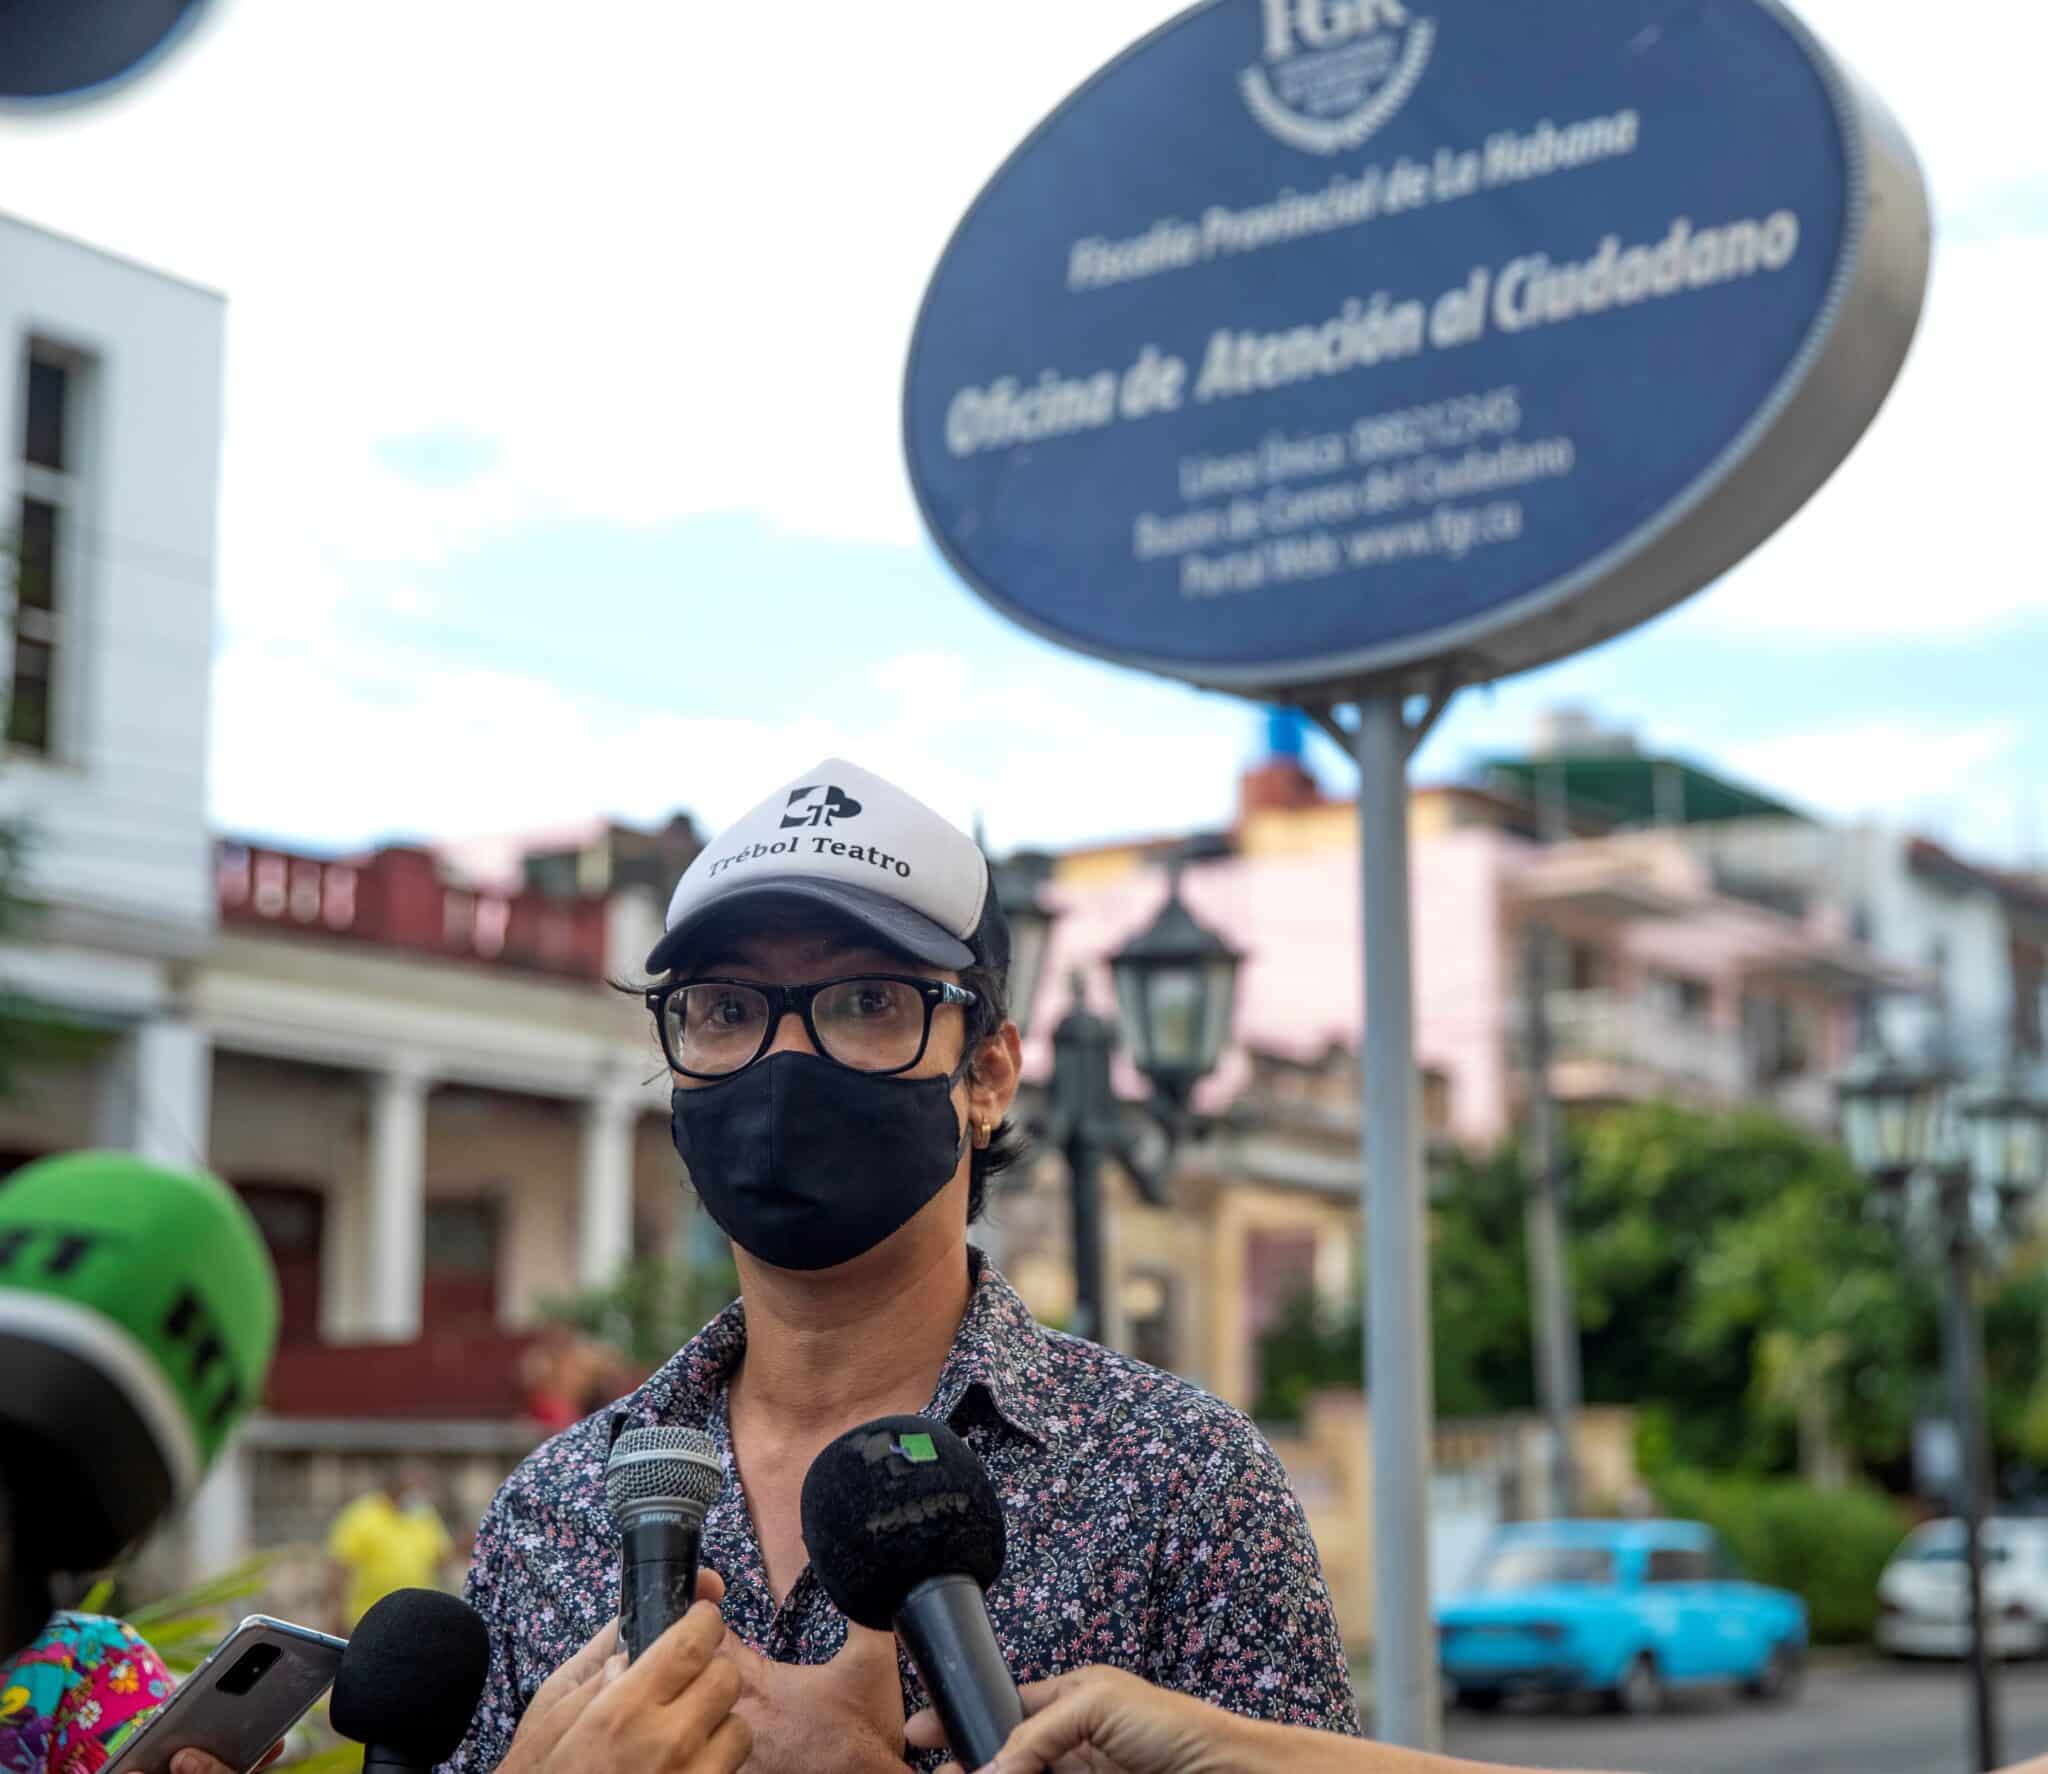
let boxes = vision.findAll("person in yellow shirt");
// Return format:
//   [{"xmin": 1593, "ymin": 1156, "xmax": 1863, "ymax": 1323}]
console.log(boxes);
[{"xmin": 327, "ymin": 1465, "xmax": 453, "ymax": 1628}]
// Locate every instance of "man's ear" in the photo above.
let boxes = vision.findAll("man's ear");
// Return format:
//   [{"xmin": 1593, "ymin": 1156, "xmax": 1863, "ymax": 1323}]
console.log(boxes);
[{"xmin": 965, "ymin": 1022, "xmax": 1023, "ymax": 1134}]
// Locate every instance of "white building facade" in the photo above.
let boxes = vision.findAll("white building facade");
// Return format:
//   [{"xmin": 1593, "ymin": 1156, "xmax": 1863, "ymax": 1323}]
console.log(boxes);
[
  {"xmin": 1, "ymin": 212, "xmax": 225, "ymax": 1171},
  {"xmin": 1675, "ymin": 819, "xmax": 2027, "ymax": 1071},
  {"xmin": 0, "ymin": 219, "xmax": 704, "ymax": 1582}
]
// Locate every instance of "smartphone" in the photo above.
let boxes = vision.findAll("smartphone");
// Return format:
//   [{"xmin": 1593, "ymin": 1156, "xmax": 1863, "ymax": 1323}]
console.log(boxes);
[{"xmin": 111, "ymin": 1615, "xmax": 348, "ymax": 1774}]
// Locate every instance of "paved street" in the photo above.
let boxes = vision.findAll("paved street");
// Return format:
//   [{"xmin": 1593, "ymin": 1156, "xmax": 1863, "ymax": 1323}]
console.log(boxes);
[{"xmin": 1438, "ymin": 1657, "xmax": 2048, "ymax": 1773}]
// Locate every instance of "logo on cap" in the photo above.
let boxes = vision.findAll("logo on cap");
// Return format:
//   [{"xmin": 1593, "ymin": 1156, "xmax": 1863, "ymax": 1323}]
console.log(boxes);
[{"xmin": 781, "ymin": 786, "xmax": 864, "ymax": 831}]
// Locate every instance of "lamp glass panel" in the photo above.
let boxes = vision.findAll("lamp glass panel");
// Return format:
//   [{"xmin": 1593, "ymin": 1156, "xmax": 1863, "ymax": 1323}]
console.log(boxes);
[
  {"xmin": 1197, "ymin": 954, "xmax": 1239, "ymax": 1075},
  {"xmin": 1839, "ymin": 1088, "xmax": 1883, "ymax": 1175},
  {"xmin": 2021, "ymin": 1114, "xmax": 2048, "ymax": 1190},
  {"xmin": 1007, "ymin": 906, "xmax": 1052, "ymax": 1040},
  {"xmin": 1874, "ymin": 1089, "xmax": 1913, "ymax": 1168},
  {"xmin": 1113, "ymin": 965, "xmax": 1152, "ymax": 1071},
  {"xmin": 1919, "ymin": 1077, "xmax": 1963, "ymax": 1172},
  {"xmin": 1142, "ymin": 965, "xmax": 1207, "ymax": 1073}
]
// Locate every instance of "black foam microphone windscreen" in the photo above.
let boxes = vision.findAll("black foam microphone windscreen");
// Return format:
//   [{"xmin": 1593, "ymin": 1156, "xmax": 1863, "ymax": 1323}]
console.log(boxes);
[
  {"xmin": 801, "ymin": 1415, "xmax": 1005, "ymax": 1630},
  {"xmin": 330, "ymin": 1588, "xmax": 491, "ymax": 1774},
  {"xmin": 802, "ymin": 1415, "xmax": 1019, "ymax": 1769}
]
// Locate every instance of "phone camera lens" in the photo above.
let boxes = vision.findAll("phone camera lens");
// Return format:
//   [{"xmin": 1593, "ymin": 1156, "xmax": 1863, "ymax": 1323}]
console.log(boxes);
[{"xmin": 215, "ymin": 1643, "xmax": 282, "ymax": 1697}]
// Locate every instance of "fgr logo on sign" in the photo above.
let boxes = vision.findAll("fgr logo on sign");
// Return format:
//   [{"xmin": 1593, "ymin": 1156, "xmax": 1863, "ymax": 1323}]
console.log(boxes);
[{"xmin": 1242, "ymin": 0, "xmax": 1435, "ymax": 155}]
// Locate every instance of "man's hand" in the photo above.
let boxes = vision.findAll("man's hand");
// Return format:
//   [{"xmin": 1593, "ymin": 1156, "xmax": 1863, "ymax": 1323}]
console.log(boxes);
[
  {"xmin": 717, "ymin": 1616, "xmax": 906, "ymax": 1774},
  {"xmin": 499, "ymin": 1575, "xmax": 748, "ymax": 1774},
  {"xmin": 907, "ymin": 1665, "xmax": 1250, "ymax": 1774},
  {"xmin": 177, "ymin": 1571, "xmax": 744, "ymax": 1774},
  {"xmin": 910, "ymin": 1664, "xmax": 1636, "ymax": 1774}
]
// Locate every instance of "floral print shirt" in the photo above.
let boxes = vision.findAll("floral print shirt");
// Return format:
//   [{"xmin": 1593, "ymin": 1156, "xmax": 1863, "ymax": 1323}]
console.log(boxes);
[
  {"xmin": 445, "ymin": 1254, "xmax": 1359, "ymax": 1771},
  {"xmin": 0, "ymin": 1614, "xmax": 173, "ymax": 1774}
]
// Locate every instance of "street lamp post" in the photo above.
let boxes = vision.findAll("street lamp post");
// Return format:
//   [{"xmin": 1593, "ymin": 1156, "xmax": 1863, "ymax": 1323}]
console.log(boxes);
[
  {"xmin": 1042, "ymin": 860, "xmax": 1243, "ymax": 1343},
  {"xmin": 1840, "ymin": 1049, "xmax": 2048, "ymax": 1774}
]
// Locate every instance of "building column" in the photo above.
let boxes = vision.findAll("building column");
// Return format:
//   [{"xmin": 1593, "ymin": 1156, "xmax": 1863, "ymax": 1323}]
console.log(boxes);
[
  {"xmin": 364, "ymin": 1064, "xmax": 429, "ymax": 1341},
  {"xmin": 93, "ymin": 1016, "xmax": 213, "ymax": 1167},
  {"xmin": 579, "ymin": 1090, "xmax": 637, "ymax": 1289},
  {"xmin": 180, "ymin": 1431, "xmax": 252, "ymax": 1582}
]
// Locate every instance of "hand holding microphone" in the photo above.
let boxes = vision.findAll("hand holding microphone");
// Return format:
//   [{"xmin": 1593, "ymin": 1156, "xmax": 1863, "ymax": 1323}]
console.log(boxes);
[
  {"xmin": 910, "ymin": 1663, "xmax": 1616, "ymax": 1774},
  {"xmin": 908, "ymin": 1665, "xmax": 1244, "ymax": 1774},
  {"xmin": 497, "ymin": 1576, "xmax": 749, "ymax": 1774},
  {"xmin": 801, "ymin": 1414, "xmax": 1023, "ymax": 1772}
]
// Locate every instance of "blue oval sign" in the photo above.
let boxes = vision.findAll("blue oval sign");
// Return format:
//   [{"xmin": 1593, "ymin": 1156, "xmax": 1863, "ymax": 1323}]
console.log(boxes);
[{"xmin": 905, "ymin": 0, "xmax": 1929, "ymax": 696}]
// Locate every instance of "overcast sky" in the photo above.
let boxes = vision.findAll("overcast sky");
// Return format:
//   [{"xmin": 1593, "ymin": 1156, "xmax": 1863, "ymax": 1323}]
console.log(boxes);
[{"xmin": 6, "ymin": 1, "xmax": 2045, "ymax": 861}]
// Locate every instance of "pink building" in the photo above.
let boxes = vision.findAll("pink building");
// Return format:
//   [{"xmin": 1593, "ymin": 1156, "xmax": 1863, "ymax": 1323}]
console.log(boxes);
[
  {"xmin": 1025, "ymin": 790, "xmax": 1900, "ymax": 1151},
  {"xmin": 985, "ymin": 763, "xmax": 1908, "ymax": 1424}
]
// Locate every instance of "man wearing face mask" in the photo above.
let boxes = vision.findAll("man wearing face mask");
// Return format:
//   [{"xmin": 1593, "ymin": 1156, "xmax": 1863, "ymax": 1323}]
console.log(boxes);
[{"xmin": 441, "ymin": 760, "xmax": 1360, "ymax": 1774}]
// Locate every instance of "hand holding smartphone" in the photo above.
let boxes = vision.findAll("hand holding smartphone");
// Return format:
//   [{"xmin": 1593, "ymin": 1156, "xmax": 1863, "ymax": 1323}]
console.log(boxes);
[{"xmin": 112, "ymin": 1616, "xmax": 347, "ymax": 1774}]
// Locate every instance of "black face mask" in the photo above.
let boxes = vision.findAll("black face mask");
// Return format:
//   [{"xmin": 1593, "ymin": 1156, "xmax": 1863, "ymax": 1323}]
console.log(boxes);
[{"xmin": 670, "ymin": 1052, "xmax": 968, "ymax": 1272}]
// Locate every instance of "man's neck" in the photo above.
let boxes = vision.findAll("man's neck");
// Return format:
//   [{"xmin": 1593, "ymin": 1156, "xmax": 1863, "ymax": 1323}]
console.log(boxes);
[{"xmin": 730, "ymin": 1238, "xmax": 974, "ymax": 1430}]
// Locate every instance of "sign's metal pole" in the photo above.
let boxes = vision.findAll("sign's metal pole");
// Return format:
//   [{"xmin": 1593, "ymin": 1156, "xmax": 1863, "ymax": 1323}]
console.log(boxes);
[{"xmin": 1354, "ymin": 689, "xmax": 1439, "ymax": 1749}]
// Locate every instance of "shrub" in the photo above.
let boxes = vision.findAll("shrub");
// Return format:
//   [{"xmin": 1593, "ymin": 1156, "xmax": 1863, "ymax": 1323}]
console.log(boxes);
[
  {"xmin": 1652, "ymin": 1467, "xmax": 1912, "ymax": 1644},
  {"xmin": 538, "ymin": 1251, "xmax": 738, "ymax": 1370}
]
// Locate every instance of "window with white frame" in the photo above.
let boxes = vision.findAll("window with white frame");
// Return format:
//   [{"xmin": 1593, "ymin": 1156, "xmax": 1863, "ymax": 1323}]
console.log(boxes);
[{"xmin": 11, "ymin": 345, "xmax": 86, "ymax": 757}]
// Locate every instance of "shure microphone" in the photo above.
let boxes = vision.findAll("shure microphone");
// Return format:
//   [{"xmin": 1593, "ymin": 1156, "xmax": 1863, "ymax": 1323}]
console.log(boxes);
[
  {"xmin": 329, "ymin": 1589, "xmax": 491, "ymax": 1774},
  {"xmin": 606, "ymin": 1422, "xmax": 723, "ymax": 1661},
  {"xmin": 802, "ymin": 1415, "xmax": 1022, "ymax": 1771}
]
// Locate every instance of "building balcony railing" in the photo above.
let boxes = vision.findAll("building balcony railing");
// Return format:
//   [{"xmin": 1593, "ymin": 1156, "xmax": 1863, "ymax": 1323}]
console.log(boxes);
[
  {"xmin": 1515, "ymin": 988, "xmax": 1750, "ymax": 1102},
  {"xmin": 218, "ymin": 840, "xmax": 610, "ymax": 981},
  {"xmin": 264, "ymin": 1330, "xmax": 542, "ymax": 1421}
]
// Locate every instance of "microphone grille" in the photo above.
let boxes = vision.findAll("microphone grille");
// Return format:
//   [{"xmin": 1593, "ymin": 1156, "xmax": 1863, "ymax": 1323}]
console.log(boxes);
[{"xmin": 607, "ymin": 1424, "xmax": 722, "ymax": 1517}]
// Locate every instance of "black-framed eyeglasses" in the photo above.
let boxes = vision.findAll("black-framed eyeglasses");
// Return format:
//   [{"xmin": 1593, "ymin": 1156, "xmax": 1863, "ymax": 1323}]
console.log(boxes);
[{"xmin": 646, "ymin": 974, "xmax": 980, "ymax": 1081}]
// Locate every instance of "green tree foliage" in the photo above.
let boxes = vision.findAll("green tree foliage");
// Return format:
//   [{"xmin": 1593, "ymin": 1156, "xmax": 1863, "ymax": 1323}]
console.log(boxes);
[
  {"xmin": 1251, "ymin": 1289, "xmax": 1360, "ymax": 1425},
  {"xmin": 0, "ymin": 813, "xmax": 42, "ymax": 1101},
  {"xmin": 1571, "ymin": 1105, "xmax": 1936, "ymax": 1475},
  {"xmin": 537, "ymin": 1249, "xmax": 739, "ymax": 1369},
  {"xmin": 1255, "ymin": 1102, "xmax": 2048, "ymax": 1488}
]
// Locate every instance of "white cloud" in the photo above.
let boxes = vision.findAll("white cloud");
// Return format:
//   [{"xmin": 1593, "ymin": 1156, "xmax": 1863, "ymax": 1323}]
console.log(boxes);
[
  {"xmin": 2, "ymin": 3, "xmax": 1177, "ymax": 565},
  {"xmin": 1719, "ymin": 717, "xmax": 2035, "ymax": 854},
  {"xmin": 1794, "ymin": 0, "xmax": 2048, "ymax": 221},
  {"xmin": 1685, "ymin": 229, "xmax": 2048, "ymax": 642},
  {"xmin": 210, "ymin": 627, "xmax": 1250, "ymax": 857}
]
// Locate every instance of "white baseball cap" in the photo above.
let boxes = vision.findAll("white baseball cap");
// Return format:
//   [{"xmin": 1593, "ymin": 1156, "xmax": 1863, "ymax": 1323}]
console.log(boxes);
[{"xmin": 647, "ymin": 759, "xmax": 1010, "ymax": 977}]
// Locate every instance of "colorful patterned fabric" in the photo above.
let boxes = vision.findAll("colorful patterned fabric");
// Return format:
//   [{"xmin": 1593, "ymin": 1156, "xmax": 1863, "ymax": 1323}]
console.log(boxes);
[
  {"xmin": 445, "ymin": 1253, "xmax": 1360, "ymax": 1773},
  {"xmin": 0, "ymin": 1613, "xmax": 173, "ymax": 1774}
]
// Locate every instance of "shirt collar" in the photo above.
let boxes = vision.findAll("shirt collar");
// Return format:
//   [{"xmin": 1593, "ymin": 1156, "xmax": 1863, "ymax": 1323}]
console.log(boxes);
[
  {"xmin": 626, "ymin": 1247, "xmax": 1056, "ymax": 1448},
  {"xmin": 931, "ymin": 1250, "xmax": 1057, "ymax": 1448}
]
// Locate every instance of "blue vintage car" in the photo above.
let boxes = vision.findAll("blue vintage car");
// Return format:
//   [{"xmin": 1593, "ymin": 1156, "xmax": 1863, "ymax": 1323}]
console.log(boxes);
[{"xmin": 1436, "ymin": 1520, "xmax": 1808, "ymax": 1713}]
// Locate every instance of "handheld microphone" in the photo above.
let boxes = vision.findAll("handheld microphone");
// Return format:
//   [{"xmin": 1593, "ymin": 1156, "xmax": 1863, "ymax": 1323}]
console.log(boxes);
[
  {"xmin": 329, "ymin": 1589, "xmax": 491, "ymax": 1774},
  {"xmin": 606, "ymin": 1423, "xmax": 722, "ymax": 1662},
  {"xmin": 801, "ymin": 1415, "xmax": 1021, "ymax": 1772}
]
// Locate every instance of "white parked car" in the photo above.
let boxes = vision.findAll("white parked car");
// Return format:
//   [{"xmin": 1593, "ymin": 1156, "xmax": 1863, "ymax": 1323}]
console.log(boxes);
[{"xmin": 1877, "ymin": 1519, "xmax": 2048, "ymax": 1659}]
